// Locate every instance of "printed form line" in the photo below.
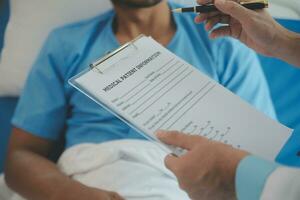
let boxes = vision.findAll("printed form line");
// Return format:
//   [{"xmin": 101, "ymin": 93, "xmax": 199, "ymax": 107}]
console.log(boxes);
[
  {"xmin": 128, "ymin": 63, "xmax": 185, "ymax": 114},
  {"xmin": 125, "ymin": 60, "xmax": 179, "ymax": 103},
  {"xmin": 137, "ymin": 70, "xmax": 194, "ymax": 116},
  {"xmin": 119, "ymin": 79, "xmax": 147, "ymax": 99},
  {"xmin": 156, "ymin": 82, "xmax": 212, "ymax": 130},
  {"xmin": 166, "ymin": 84, "xmax": 216, "ymax": 130},
  {"xmin": 118, "ymin": 58, "xmax": 176, "ymax": 101}
]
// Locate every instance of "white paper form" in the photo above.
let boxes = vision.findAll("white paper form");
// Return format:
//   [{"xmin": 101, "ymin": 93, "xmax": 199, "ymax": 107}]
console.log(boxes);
[{"xmin": 70, "ymin": 36, "xmax": 293, "ymax": 160}]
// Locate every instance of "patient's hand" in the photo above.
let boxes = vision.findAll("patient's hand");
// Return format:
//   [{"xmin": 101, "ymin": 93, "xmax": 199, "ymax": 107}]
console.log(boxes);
[{"xmin": 52, "ymin": 182, "xmax": 125, "ymax": 200}]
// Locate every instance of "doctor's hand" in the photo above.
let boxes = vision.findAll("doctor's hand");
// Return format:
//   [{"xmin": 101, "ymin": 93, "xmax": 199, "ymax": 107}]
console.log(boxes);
[
  {"xmin": 195, "ymin": 0, "xmax": 300, "ymax": 67},
  {"xmin": 156, "ymin": 130, "xmax": 248, "ymax": 200}
]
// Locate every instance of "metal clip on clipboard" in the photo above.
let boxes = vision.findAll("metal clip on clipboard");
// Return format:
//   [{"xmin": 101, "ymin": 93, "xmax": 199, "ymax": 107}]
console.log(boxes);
[{"xmin": 89, "ymin": 35, "xmax": 144, "ymax": 74}]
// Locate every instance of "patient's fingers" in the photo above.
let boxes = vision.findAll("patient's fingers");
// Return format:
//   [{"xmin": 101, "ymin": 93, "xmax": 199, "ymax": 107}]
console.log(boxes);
[
  {"xmin": 90, "ymin": 189, "xmax": 125, "ymax": 200},
  {"xmin": 109, "ymin": 192, "xmax": 126, "ymax": 200}
]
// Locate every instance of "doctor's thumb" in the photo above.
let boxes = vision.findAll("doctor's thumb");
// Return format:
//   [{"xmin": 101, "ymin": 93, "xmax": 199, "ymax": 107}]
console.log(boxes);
[{"xmin": 214, "ymin": 0, "xmax": 253, "ymax": 23}]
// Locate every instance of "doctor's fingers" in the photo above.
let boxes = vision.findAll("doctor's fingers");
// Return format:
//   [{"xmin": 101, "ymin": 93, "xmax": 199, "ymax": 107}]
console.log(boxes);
[
  {"xmin": 156, "ymin": 130, "xmax": 205, "ymax": 150},
  {"xmin": 197, "ymin": 0, "xmax": 242, "ymax": 4},
  {"xmin": 164, "ymin": 150, "xmax": 202, "ymax": 180},
  {"xmin": 205, "ymin": 14, "xmax": 231, "ymax": 31},
  {"xmin": 195, "ymin": 11, "xmax": 220, "ymax": 24},
  {"xmin": 164, "ymin": 154, "xmax": 182, "ymax": 173},
  {"xmin": 214, "ymin": 0, "xmax": 254, "ymax": 23},
  {"xmin": 209, "ymin": 26, "xmax": 237, "ymax": 39},
  {"xmin": 197, "ymin": 0, "xmax": 212, "ymax": 4},
  {"xmin": 195, "ymin": 0, "xmax": 245, "ymax": 24}
]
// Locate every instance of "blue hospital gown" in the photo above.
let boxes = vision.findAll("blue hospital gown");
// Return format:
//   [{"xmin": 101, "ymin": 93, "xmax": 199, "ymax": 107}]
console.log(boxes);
[{"xmin": 12, "ymin": 2, "xmax": 276, "ymax": 148}]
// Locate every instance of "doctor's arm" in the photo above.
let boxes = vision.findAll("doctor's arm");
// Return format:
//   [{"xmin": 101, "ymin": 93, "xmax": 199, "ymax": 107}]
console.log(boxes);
[{"xmin": 196, "ymin": 0, "xmax": 300, "ymax": 67}]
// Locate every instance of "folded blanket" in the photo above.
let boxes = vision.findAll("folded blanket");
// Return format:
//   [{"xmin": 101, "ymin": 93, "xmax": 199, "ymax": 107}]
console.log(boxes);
[
  {"xmin": 0, "ymin": 139, "xmax": 189, "ymax": 199},
  {"xmin": 58, "ymin": 139, "xmax": 189, "ymax": 200}
]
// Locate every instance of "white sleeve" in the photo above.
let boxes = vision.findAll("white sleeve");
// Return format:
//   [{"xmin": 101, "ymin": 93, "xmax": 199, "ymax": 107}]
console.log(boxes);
[{"xmin": 261, "ymin": 167, "xmax": 300, "ymax": 200}]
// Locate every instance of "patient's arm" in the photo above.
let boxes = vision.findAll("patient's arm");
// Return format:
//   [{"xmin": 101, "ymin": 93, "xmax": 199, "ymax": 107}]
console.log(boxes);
[{"xmin": 5, "ymin": 127, "xmax": 124, "ymax": 200}]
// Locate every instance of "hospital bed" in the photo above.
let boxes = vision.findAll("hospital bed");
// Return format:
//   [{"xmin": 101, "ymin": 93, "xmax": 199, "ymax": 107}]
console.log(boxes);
[{"xmin": 0, "ymin": 0, "xmax": 300, "ymax": 173}]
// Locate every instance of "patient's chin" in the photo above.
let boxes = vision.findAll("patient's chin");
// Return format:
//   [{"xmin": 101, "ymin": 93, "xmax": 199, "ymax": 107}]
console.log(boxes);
[{"xmin": 111, "ymin": 0, "xmax": 163, "ymax": 8}]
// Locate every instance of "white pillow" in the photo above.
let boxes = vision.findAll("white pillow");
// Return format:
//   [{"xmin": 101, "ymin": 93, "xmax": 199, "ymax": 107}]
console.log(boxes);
[
  {"xmin": 0, "ymin": 0, "xmax": 299, "ymax": 96},
  {"xmin": 0, "ymin": 0, "xmax": 112, "ymax": 96},
  {"xmin": 269, "ymin": 0, "xmax": 300, "ymax": 19}
]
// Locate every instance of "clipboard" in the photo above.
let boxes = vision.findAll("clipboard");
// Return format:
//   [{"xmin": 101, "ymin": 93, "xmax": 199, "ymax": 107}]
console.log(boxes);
[
  {"xmin": 69, "ymin": 34, "xmax": 173, "ymax": 153},
  {"xmin": 69, "ymin": 34, "xmax": 292, "ymax": 159},
  {"xmin": 89, "ymin": 34, "xmax": 143, "ymax": 74}
]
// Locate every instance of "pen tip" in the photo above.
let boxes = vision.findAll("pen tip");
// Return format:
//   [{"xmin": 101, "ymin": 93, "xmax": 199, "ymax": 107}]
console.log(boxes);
[{"xmin": 172, "ymin": 8, "xmax": 182, "ymax": 13}]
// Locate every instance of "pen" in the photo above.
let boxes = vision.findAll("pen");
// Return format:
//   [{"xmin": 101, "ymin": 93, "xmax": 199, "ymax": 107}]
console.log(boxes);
[{"xmin": 172, "ymin": 0, "xmax": 268, "ymax": 13}]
